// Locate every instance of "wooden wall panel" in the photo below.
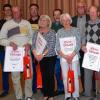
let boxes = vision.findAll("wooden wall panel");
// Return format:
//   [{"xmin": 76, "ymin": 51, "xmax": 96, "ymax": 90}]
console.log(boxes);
[
  {"xmin": 48, "ymin": 0, "xmax": 55, "ymax": 20},
  {"xmin": 94, "ymin": 0, "xmax": 100, "ymax": 7},
  {"xmin": 0, "ymin": 0, "xmax": 100, "ymax": 19},
  {"xmin": 70, "ymin": 0, "xmax": 77, "ymax": 16},
  {"xmin": 63, "ymin": 0, "xmax": 70, "ymax": 13}
]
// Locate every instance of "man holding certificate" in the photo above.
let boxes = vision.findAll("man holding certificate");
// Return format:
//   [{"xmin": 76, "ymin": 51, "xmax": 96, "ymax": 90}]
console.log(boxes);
[
  {"xmin": 32, "ymin": 15, "xmax": 56, "ymax": 100},
  {"xmin": 0, "ymin": 6, "xmax": 33, "ymax": 100},
  {"xmin": 56, "ymin": 13, "xmax": 81, "ymax": 100},
  {"xmin": 82, "ymin": 6, "xmax": 100, "ymax": 100}
]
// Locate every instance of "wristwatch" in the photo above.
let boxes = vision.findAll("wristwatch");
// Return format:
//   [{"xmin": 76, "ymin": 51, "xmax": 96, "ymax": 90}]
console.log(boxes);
[{"xmin": 42, "ymin": 53, "xmax": 46, "ymax": 56}]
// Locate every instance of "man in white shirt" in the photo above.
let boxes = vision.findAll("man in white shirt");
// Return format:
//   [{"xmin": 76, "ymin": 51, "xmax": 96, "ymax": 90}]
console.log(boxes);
[{"xmin": 0, "ymin": 6, "xmax": 33, "ymax": 100}]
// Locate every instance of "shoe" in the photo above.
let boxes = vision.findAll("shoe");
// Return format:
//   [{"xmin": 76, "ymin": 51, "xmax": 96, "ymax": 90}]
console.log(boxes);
[
  {"xmin": 74, "ymin": 97, "xmax": 80, "ymax": 100},
  {"xmin": 96, "ymin": 93, "xmax": 100, "ymax": 100},
  {"xmin": 0, "ymin": 91, "xmax": 8, "ymax": 97},
  {"xmin": 54, "ymin": 90, "xmax": 64, "ymax": 96},
  {"xmin": 66, "ymin": 97, "xmax": 71, "ymax": 100},
  {"xmin": 54, "ymin": 91, "xmax": 58, "ymax": 96},
  {"xmin": 88, "ymin": 97, "xmax": 94, "ymax": 100},
  {"xmin": 26, "ymin": 97, "xmax": 32, "ymax": 100},
  {"xmin": 58, "ymin": 91, "xmax": 64, "ymax": 95},
  {"xmin": 81, "ymin": 92, "xmax": 90, "ymax": 97}
]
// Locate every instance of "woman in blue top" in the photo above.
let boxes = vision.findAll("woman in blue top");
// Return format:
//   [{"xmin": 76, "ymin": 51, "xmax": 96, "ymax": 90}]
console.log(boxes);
[
  {"xmin": 56, "ymin": 13, "xmax": 81, "ymax": 100},
  {"xmin": 32, "ymin": 15, "xmax": 56, "ymax": 100}
]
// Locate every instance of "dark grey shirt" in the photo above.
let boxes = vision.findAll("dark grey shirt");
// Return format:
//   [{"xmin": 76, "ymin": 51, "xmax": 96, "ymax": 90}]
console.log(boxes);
[{"xmin": 77, "ymin": 15, "xmax": 86, "ymax": 45}]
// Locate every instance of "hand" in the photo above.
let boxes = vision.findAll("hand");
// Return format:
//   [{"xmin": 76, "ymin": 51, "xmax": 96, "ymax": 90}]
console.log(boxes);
[
  {"xmin": 82, "ymin": 45, "xmax": 87, "ymax": 53},
  {"xmin": 35, "ymin": 54, "xmax": 44, "ymax": 62},
  {"xmin": 65, "ymin": 55, "xmax": 73, "ymax": 64},
  {"xmin": 64, "ymin": 52, "xmax": 75, "ymax": 64},
  {"xmin": 10, "ymin": 42, "xmax": 17, "ymax": 50}
]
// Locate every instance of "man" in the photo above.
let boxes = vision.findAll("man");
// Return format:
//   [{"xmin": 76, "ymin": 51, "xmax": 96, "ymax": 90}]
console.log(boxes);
[
  {"xmin": 51, "ymin": 9, "xmax": 64, "ymax": 95},
  {"xmin": 0, "ymin": 6, "xmax": 33, "ymax": 100},
  {"xmin": 82, "ymin": 6, "xmax": 100, "ymax": 100},
  {"xmin": 28, "ymin": 3, "xmax": 40, "ymax": 93},
  {"xmin": 51, "ymin": 9, "xmax": 63, "ymax": 32},
  {"xmin": 0, "ymin": 4, "xmax": 12, "ymax": 97},
  {"xmin": 72, "ymin": 1, "xmax": 90, "ymax": 92},
  {"xmin": 29, "ymin": 3, "xmax": 39, "ymax": 29}
]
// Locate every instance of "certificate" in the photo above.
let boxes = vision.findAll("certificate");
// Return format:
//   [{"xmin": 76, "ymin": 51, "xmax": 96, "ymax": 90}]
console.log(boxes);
[
  {"xmin": 36, "ymin": 32, "xmax": 47, "ymax": 54},
  {"xmin": 59, "ymin": 37, "xmax": 78, "ymax": 62},
  {"xmin": 82, "ymin": 42, "xmax": 100, "ymax": 71},
  {"xmin": 4, "ymin": 46, "xmax": 25, "ymax": 72}
]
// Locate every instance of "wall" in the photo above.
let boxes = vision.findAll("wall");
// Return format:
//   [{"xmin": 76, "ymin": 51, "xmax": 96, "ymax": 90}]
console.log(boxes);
[{"xmin": 0, "ymin": 0, "xmax": 100, "ymax": 19}]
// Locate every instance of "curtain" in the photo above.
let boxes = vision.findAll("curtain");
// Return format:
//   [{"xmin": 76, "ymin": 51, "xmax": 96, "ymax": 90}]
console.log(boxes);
[{"xmin": 0, "ymin": 0, "xmax": 100, "ymax": 19}]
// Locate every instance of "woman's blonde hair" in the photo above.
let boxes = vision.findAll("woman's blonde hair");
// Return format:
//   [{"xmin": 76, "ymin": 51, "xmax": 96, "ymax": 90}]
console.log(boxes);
[
  {"xmin": 60, "ymin": 13, "xmax": 72, "ymax": 24},
  {"xmin": 38, "ymin": 15, "xmax": 52, "ymax": 28}
]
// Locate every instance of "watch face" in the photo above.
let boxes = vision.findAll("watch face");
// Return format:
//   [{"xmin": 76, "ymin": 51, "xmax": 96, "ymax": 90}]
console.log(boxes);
[{"xmin": 43, "ymin": 53, "xmax": 45, "ymax": 56}]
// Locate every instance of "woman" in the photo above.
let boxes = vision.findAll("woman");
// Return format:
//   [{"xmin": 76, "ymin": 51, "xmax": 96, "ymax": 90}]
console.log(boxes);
[
  {"xmin": 56, "ymin": 13, "xmax": 81, "ymax": 100},
  {"xmin": 32, "ymin": 15, "xmax": 56, "ymax": 100}
]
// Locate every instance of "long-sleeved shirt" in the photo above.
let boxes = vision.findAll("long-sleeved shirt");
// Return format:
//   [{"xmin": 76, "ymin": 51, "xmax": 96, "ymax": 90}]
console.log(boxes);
[
  {"xmin": 0, "ymin": 19, "xmax": 6, "ymax": 51},
  {"xmin": 32, "ymin": 29, "xmax": 56, "ymax": 57},
  {"xmin": 0, "ymin": 19, "xmax": 33, "ymax": 46},
  {"xmin": 56, "ymin": 27, "xmax": 81, "ymax": 57},
  {"xmin": 85, "ymin": 18, "xmax": 100, "ymax": 44}
]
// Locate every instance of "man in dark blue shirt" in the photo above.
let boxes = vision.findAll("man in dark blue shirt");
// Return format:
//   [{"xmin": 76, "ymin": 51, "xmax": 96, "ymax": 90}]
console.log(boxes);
[
  {"xmin": 51, "ymin": 9, "xmax": 64, "ymax": 95},
  {"xmin": 28, "ymin": 3, "xmax": 40, "ymax": 94},
  {"xmin": 0, "ymin": 4, "xmax": 12, "ymax": 97}
]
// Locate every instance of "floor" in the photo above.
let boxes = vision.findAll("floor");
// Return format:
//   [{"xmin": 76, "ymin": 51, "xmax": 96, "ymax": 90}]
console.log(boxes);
[
  {"xmin": 0, "ymin": 90, "xmax": 98, "ymax": 100},
  {"xmin": 0, "ymin": 66, "xmax": 99, "ymax": 100}
]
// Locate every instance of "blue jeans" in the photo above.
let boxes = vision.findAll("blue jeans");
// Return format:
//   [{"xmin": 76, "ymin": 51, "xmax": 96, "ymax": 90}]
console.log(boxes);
[
  {"xmin": 55, "ymin": 58, "xmax": 64, "ymax": 92},
  {"xmin": 0, "ymin": 50, "xmax": 9, "ymax": 92}
]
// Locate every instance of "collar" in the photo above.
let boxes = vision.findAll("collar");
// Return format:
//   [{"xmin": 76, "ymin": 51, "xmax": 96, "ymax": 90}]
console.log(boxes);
[{"xmin": 89, "ymin": 18, "xmax": 100, "ymax": 24}]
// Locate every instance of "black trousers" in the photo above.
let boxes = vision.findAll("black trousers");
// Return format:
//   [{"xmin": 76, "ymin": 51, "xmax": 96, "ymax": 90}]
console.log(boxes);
[{"xmin": 40, "ymin": 56, "xmax": 56, "ymax": 97}]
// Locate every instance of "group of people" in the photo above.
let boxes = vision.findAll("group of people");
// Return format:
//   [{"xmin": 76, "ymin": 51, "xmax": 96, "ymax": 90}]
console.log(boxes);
[{"xmin": 0, "ymin": 1, "xmax": 100, "ymax": 100}]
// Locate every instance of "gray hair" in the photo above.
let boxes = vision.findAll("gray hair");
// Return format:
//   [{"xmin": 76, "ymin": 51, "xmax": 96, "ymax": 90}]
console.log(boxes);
[
  {"xmin": 39, "ymin": 15, "xmax": 52, "ymax": 28},
  {"xmin": 60, "ymin": 13, "xmax": 72, "ymax": 24}
]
